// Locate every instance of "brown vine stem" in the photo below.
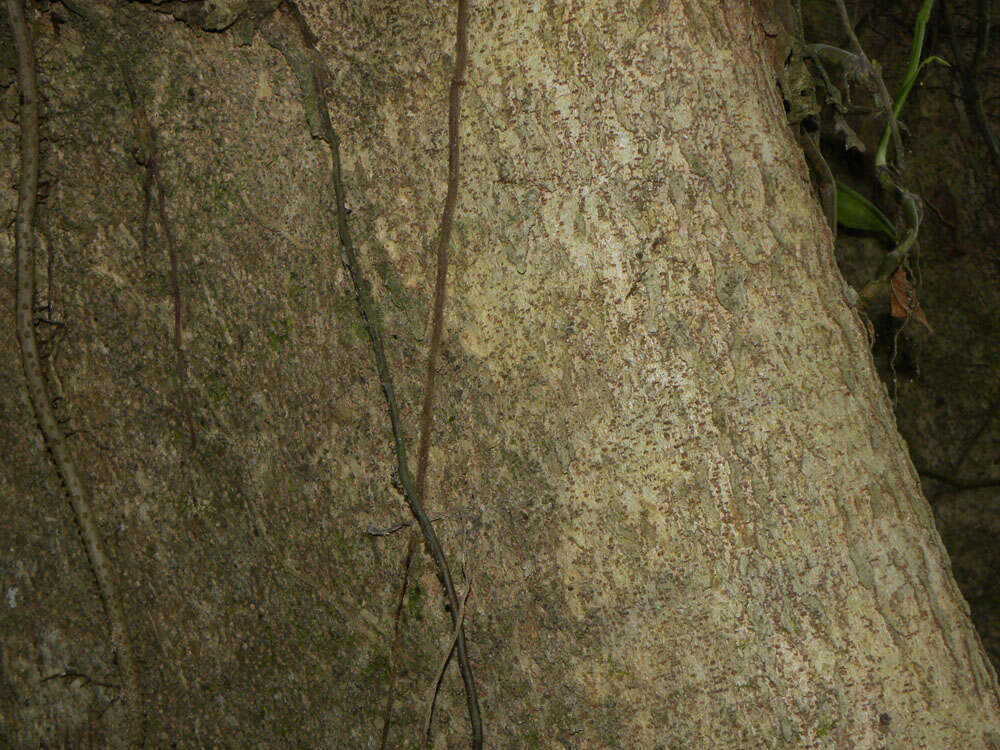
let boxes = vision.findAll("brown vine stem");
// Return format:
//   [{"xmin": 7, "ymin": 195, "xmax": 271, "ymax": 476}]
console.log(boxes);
[
  {"xmin": 378, "ymin": 534, "xmax": 417, "ymax": 750},
  {"xmin": 60, "ymin": 0, "xmax": 196, "ymax": 451},
  {"xmin": 5, "ymin": 0, "xmax": 144, "ymax": 745},
  {"xmin": 120, "ymin": 68, "xmax": 197, "ymax": 451},
  {"xmin": 270, "ymin": 1, "xmax": 481, "ymax": 743},
  {"xmin": 289, "ymin": 8, "xmax": 482, "ymax": 749},
  {"xmin": 414, "ymin": 0, "xmax": 469, "ymax": 505},
  {"xmin": 414, "ymin": 0, "xmax": 476, "ymax": 741},
  {"xmin": 422, "ymin": 576, "xmax": 472, "ymax": 747},
  {"xmin": 314, "ymin": 79, "xmax": 484, "ymax": 748}
]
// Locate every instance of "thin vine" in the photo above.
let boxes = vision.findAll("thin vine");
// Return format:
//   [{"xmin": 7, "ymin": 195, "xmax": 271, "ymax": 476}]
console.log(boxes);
[
  {"xmin": 120, "ymin": 68, "xmax": 197, "ymax": 450},
  {"xmin": 378, "ymin": 534, "xmax": 417, "ymax": 750},
  {"xmin": 266, "ymin": 1, "xmax": 483, "ymax": 745},
  {"xmin": 5, "ymin": 0, "xmax": 144, "ymax": 744}
]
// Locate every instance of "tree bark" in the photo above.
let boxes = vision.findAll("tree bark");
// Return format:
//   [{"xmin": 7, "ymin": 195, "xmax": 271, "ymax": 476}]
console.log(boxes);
[{"xmin": 2, "ymin": 0, "xmax": 998, "ymax": 747}]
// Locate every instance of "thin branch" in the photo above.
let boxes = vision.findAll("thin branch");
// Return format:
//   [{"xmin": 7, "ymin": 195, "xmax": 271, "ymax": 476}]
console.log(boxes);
[
  {"xmin": 5, "ymin": 0, "xmax": 143, "ymax": 744},
  {"xmin": 972, "ymin": 0, "xmax": 991, "ymax": 75},
  {"xmin": 61, "ymin": 0, "xmax": 198, "ymax": 449},
  {"xmin": 411, "ymin": 5, "xmax": 482, "ymax": 741},
  {"xmin": 316, "ymin": 83, "xmax": 483, "ymax": 748},
  {"xmin": 796, "ymin": 129, "xmax": 837, "ymax": 239}
]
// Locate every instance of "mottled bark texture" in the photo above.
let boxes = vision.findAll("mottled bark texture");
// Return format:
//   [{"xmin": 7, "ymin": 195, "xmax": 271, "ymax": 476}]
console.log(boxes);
[{"xmin": 1, "ymin": 0, "xmax": 998, "ymax": 747}]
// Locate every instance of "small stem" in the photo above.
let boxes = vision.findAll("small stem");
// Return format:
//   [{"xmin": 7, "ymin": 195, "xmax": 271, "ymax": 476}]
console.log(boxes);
[{"xmin": 833, "ymin": 0, "xmax": 904, "ymax": 168}]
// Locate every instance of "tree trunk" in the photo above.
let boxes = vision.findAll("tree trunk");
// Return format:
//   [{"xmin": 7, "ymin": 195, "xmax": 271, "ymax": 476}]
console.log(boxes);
[{"xmin": 2, "ymin": 0, "xmax": 998, "ymax": 747}]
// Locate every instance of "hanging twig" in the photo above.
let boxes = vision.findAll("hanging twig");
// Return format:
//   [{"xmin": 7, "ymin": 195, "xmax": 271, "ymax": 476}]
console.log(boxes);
[{"xmin": 5, "ymin": 0, "xmax": 143, "ymax": 744}]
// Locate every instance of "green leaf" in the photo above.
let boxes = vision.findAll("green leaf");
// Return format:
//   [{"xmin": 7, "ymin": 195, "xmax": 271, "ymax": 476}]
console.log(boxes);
[
  {"xmin": 875, "ymin": 0, "xmax": 943, "ymax": 167},
  {"xmin": 836, "ymin": 182, "xmax": 898, "ymax": 240},
  {"xmin": 918, "ymin": 54, "xmax": 949, "ymax": 72}
]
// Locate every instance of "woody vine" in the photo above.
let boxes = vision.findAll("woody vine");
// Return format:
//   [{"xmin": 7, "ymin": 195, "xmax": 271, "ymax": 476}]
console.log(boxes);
[{"xmin": 6, "ymin": 0, "xmax": 481, "ymax": 746}]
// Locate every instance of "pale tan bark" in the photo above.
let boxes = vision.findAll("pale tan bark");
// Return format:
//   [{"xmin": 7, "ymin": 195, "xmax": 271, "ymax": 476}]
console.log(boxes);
[
  {"xmin": 2, "ymin": 0, "xmax": 998, "ymax": 747},
  {"xmin": 432, "ymin": 1, "xmax": 1000, "ymax": 745}
]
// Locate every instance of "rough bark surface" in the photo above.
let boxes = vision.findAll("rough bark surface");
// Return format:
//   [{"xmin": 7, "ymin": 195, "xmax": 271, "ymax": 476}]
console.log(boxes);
[{"xmin": 1, "ymin": 0, "xmax": 998, "ymax": 747}]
